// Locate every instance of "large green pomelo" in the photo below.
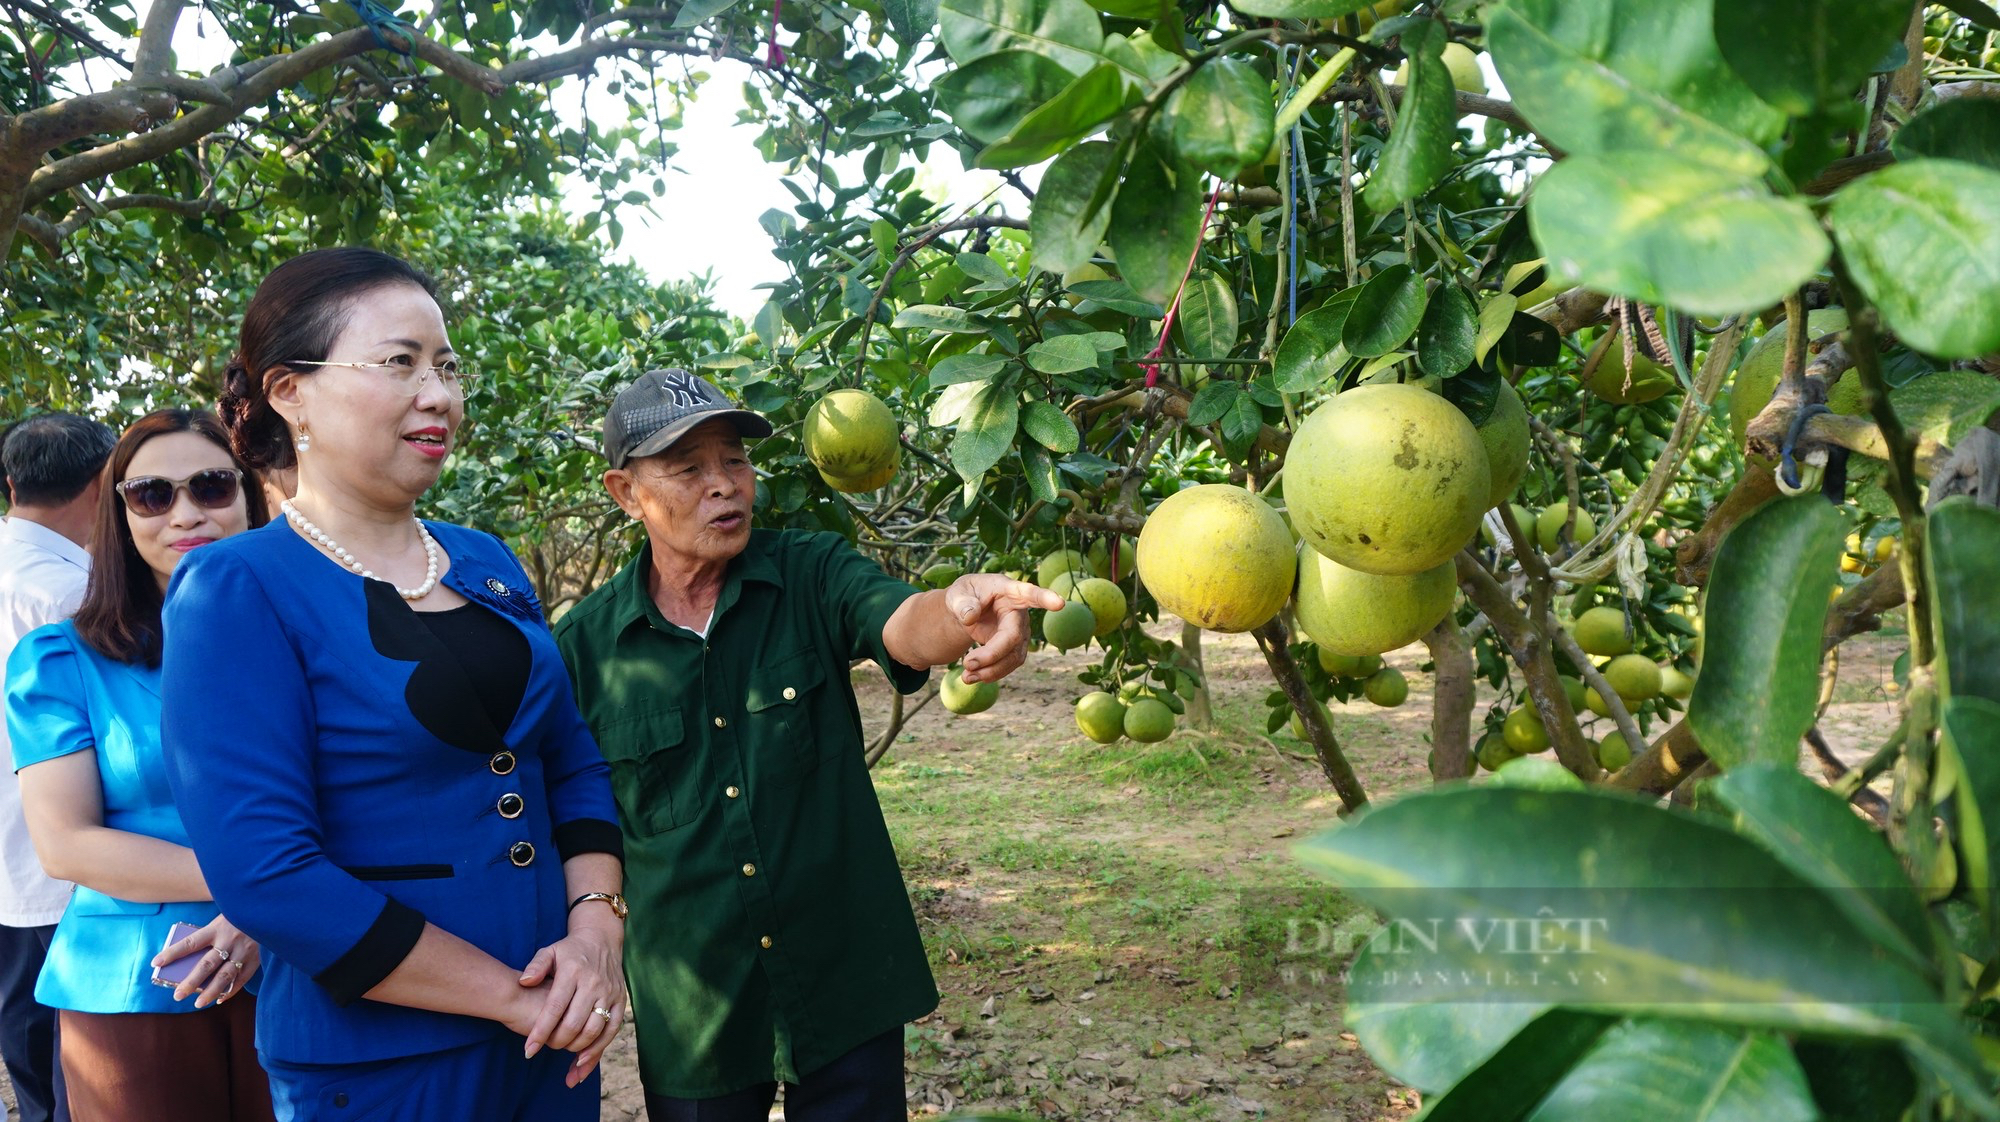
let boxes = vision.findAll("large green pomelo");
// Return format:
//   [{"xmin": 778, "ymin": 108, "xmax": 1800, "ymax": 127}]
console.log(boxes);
[
  {"xmin": 804, "ymin": 389, "xmax": 899, "ymax": 481},
  {"xmin": 1036, "ymin": 548, "xmax": 1090, "ymax": 589},
  {"xmin": 940, "ymin": 667, "xmax": 999, "ymax": 715},
  {"xmin": 1041, "ymin": 600, "xmax": 1097, "ymax": 651},
  {"xmin": 1288, "ymin": 384, "xmax": 1491, "ymax": 576},
  {"xmin": 1729, "ymin": 308, "xmax": 1858, "ymax": 448},
  {"xmin": 1295, "ymin": 552, "xmax": 1456, "ymax": 657},
  {"xmin": 1136, "ymin": 484, "xmax": 1296, "ymax": 632}
]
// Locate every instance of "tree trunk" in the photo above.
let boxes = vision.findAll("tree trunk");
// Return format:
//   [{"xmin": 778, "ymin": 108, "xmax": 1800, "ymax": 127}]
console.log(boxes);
[
  {"xmin": 1423, "ymin": 619, "xmax": 1475, "ymax": 781},
  {"xmin": 1180, "ymin": 622, "xmax": 1214, "ymax": 730}
]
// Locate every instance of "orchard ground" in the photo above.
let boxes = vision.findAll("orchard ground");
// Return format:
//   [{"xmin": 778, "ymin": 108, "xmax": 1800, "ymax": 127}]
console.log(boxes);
[{"xmin": 0, "ymin": 622, "xmax": 1906, "ymax": 1121}]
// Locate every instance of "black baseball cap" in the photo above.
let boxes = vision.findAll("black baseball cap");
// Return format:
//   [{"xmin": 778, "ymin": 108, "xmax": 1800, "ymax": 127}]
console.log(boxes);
[{"xmin": 602, "ymin": 368, "xmax": 774, "ymax": 469}]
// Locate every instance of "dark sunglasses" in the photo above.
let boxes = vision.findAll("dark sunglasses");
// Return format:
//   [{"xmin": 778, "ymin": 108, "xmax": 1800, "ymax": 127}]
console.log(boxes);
[{"xmin": 114, "ymin": 469, "xmax": 243, "ymax": 517}]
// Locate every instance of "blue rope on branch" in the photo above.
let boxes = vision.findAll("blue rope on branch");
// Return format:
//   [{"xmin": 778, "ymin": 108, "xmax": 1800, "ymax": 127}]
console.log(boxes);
[
  {"xmin": 1779, "ymin": 402, "xmax": 1829, "ymax": 491},
  {"xmin": 355, "ymin": 0, "xmax": 416, "ymax": 54}
]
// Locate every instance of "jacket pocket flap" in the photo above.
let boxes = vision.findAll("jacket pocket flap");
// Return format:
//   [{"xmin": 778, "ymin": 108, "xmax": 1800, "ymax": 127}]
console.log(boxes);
[
  {"xmin": 597, "ymin": 706, "xmax": 685, "ymax": 761},
  {"xmin": 746, "ymin": 652, "xmax": 825, "ymax": 712}
]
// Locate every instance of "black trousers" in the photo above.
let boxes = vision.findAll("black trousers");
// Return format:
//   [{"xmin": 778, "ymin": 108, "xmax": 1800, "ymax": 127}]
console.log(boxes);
[
  {"xmin": 0, "ymin": 922, "xmax": 66, "ymax": 1122},
  {"xmin": 643, "ymin": 1028, "xmax": 904, "ymax": 1122}
]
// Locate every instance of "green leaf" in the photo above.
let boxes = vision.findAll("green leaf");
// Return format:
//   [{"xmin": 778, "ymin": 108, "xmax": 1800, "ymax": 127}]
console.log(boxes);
[
  {"xmin": 1296, "ymin": 786, "xmax": 1984, "ymax": 1080},
  {"xmin": 1021, "ymin": 442, "xmax": 1060, "ymax": 503},
  {"xmin": 1406, "ymin": 1010, "xmax": 1624, "ymax": 1120},
  {"xmin": 882, "ymin": 0, "xmax": 940, "ymax": 44},
  {"xmin": 1021, "ymin": 400, "xmax": 1081, "ymax": 452},
  {"xmin": 671, "ymin": 0, "xmax": 747, "ymax": 28},
  {"xmin": 1106, "ymin": 143, "xmax": 1203, "ymax": 306},
  {"xmin": 1686, "ymin": 495, "xmax": 1844, "ymax": 770},
  {"xmin": 938, "ymin": 0, "xmax": 1104, "ymax": 71},
  {"xmin": 1228, "ymin": 0, "xmax": 1371, "ymax": 18},
  {"xmin": 1024, "ymin": 334, "xmax": 1100, "ymax": 374},
  {"xmin": 1706, "ymin": 764, "xmax": 1933, "ymax": 976},
  {"xmin": 1345, "ymin": 1001, "xmax": 1548, "ymax": 1094},
  {"xmin": 1943, "ymin": 697, "xmax": 2000, "ymax": 932},
  {"xmin": 934, "ymin": 51, "xmax": 1082, "ymax": 145},
  {"xmin": 1529, "ymin": 152, "xmax": 1829, "ymax": 317},
  {"xmin": 949, "ymin": 383, "xmax": 1021, "ymax": 482},
  {"xmin": 1364, "ymin": 21, "xmax": 1456, "ymax": 209},
  {"xmin": 1829, "ymin": 159, "xmax": 2000, "ymax": 358},
  {"xmin": 929, "ymin": 352, "xmax": 1011, "ymax": 389},
  {"xmin": 1487, "ymin": 0, "xmax": 1784, "ymax": 177},
  {"xmin": 1930, "ymin": 498, "xmax": 2000, "ymax": 707},
  {"xmin": 1474, "ymin": 293, "xmax": 1518, "ymax": 365},
  {"xmin": 1220, "ymin": 393, "xmax": 1264, "ymax": 460},
  {"xmin": 1030, "ymin": 141, "xmax": 1120, "ymax": 274},
  {"xmin": 1793, "ymin": 1040, "xmax": 1920, "ymax": 1122},
  {"xmin": 1167, "ymin": 58, "xmax": 1274, "ymax": 179},
  {"xmin": 1888, "ymin": 371, "xmax": 2000, "ymax": 448},
  {"xmin": 1417, "ymin": 282, "xmax": 1477, "ymax": 377},
  {"xmin": 1185, "ymin": 379, "xmax": 1241, "ymax": 425},
  {"xmin": 977, "ymin": 64, "xmax": 1136, "ymax": 169},
  {"xmin": 1272, "ymin": 290, "xmax": 1359, "ymax": 392},
  {"xmin": 1713, "ymin": 0, "xmax": 1911, "ymax": 117},
  {"xmin": 1069, "ymin": 279, "xmax": 1163, "ymax": 318},
  {"xmin": 1441, "ymin": 360, "xmax": 1501, "ymax": 425},
  {"xmin": 1526, "ymin": 1021, "xmax": 1819, "ymax": 1122},
  {"xmin": 1176, "ymin": 270, "xmax": 1239, "ymax": 359},
  {"xmin": 893, "ymin": 304, "xmax": 991, "ymax": 333},
  {"xmin": 1341, "ymin": 265, "xmax": 1428, "ymax": 358},
  {"xmin": 1893, "ymin": 98, "xmax": 2000, "ymax": 173}
]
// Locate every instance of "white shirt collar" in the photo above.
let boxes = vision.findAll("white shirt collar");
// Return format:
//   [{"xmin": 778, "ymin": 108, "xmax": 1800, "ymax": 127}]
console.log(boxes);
[{"xmin": 0, "ymin": 516, "xmax": 91, "ymax": 573}]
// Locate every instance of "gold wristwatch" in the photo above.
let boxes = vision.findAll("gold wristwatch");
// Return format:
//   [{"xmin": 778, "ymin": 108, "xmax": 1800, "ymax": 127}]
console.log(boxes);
[{"xmin": 568, "ymin": 892, "xmax": 629, "ymax": 920}]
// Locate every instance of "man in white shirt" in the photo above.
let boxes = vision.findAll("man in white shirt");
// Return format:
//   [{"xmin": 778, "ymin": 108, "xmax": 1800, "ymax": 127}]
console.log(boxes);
[{"xmin": 0, "ymin": 412, "xmax": 115, "ymax": 1122}]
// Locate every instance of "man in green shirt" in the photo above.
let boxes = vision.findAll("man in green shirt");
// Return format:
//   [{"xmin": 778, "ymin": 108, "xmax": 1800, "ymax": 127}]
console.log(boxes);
[{"xmin": 553, "ymin": 369, "xmax": 1059, "ymax": 1121}]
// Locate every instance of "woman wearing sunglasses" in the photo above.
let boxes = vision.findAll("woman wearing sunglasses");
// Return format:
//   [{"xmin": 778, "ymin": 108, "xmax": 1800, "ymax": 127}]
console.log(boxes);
[
  {"xmin": 4, "ymin": 408, "xmax": 276, "ymax": 1120},
  {"xmin": 157, "ymin": 248, "xmax": 625, "ymax": 1122}
]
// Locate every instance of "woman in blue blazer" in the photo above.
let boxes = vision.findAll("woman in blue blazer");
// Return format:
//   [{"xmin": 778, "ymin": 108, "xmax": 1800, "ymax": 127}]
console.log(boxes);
[
  {"xmin": 160, "ymin": 249, "xmax": 626, "ymax": 1122},
  {"xmin": 6, "ymin": 408, "xmax": 276, "ymax": 1121}
]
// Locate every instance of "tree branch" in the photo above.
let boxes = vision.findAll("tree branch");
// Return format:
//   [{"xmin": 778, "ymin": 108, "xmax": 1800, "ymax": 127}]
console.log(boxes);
[
  {"xmin": 133, "ymin": 1, "xmax": 189, "ymax": 81},
  {"xmin": 1253, "ymin": 615, "xmax": 1368, "ymax": 813},
  {"xmin": 1423, "ymin": 619, "xmax": 1475, "ymax": 781},
  {"xmin": 1454, "ymin": 551, "xmax": 1600, "ymax": 779}
]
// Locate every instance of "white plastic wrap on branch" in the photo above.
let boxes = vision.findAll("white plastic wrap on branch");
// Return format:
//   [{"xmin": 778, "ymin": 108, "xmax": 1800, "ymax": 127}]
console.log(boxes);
[{"xmin": 1547, "ymin": 317, "xmax": 1750, "ymax": 587}]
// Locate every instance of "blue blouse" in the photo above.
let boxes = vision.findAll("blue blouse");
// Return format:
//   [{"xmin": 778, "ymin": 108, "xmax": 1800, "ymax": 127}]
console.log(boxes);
[
  {"xmin": 3, "ymin": 621, "xmax": 251, "ymax": 1014},
  {"xmin": 160, "ymin": 518, "xmax": 621, "ymax": 1066}
]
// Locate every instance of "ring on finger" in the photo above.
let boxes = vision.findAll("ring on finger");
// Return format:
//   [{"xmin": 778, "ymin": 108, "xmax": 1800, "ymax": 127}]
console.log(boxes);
[
  {"xmin": 214, "ymin": 947, "xmax": 230, "ymax": 963},
  {"xmin": 591, "ymin": 1006, "xmax": 612, "ymax": 1020}
]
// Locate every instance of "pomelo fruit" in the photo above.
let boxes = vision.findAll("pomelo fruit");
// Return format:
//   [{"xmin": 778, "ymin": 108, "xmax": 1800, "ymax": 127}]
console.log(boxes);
[
  {"xmin": 1729, "ymin": 308, "xmax": 1857, "ymax": 448},
  {"xmin": 1123, "ymin": 697, "xmax": 1177, "ymax": 743},
  {"xmin": 1660, "ymin": 665, "xmax": 1695, "ymax": 701},
  {"xmin": 804, "ymin": 389, "xmax": 899, "ymax": 487},
  {"xmin": 1475, "ymin": 731, "xmax": 1516, "ymax": 772},
  {"xmin": 1596, "ymin": 730, "xmax": 1633, "ymax": 770},
  {"xmin": 1317, "ymin": 649, "xmax": 1375, "ymax": 677},
  {"xmin": 1501, "ymin": 705, "xmax": 1550, "ymax": 754},
  {"xmin": 1601, "ymin": 653, "xmax": 1663, "ymax": 701},
  {"xmin": 1075, "ymin": 692, "xmax": 1126, "ymax": 743},
  {"xmin": 940, "ymin": 667, "xmax": 999, "ymax": 715},
  {"xmin": 922, "ymin": 563, "xmax": 964, "ymax": 589},
  {"xmin": 1289, "ymin": 698, "xmax": 1333, "ymax": 740},
  {"xmin": 1394, "ymin": 42, "xmax": 1487, "ymax": 96},
  {"xmin": 1584, "ymin": 686, "xmax": 1615, "ymax": 719},
  {"xmin": 1571, "ymin": 606, "xmax": 1633, "ymax": 657},
  {"xmin": 1086, "ymin": 535, "xmax": 1136, "ymax": 582},
  {"xmin": 1363, "ymin": 666, "xmax": 1409, "ymax": 707},
  {"xmin": 1295, "ymin": 552, "xmax": 1456, "ymax": 657},
  {"xmin": 1036, "ymin": 548, "xmax": 1091, "ymax": 589},
  {"xmin": 1535, "ymin": 503, "xmax": 1597, "ymax": 553},
  {"xmin": 1491, "ymin": 756, "xmax": 1585, "ymax": 791},
  {"xmin": 1136, "ymin": 484, "xmax": 1296, "ymax": 632},
  {"xmin": 1475, "ymin": 381, "xmax": 1529, "ymax": 510},
  {"xmin": 1071, "ymin": 576, "xmax": 1128, "ymax": 637},
  {"xmin": 1288, "ymin": 384, "xmax": 1491, "ymax": 576},
  {"xmin": 818, "ymin": 460, "xmax": 898, "ymax": 493},
  {"xmin": 1041, "ymin": 600, "xmax": 1097, "ymax": 651},
  {"xmin": 1582, "ymin": 349, "xmax": 1675, "ymax": 404}
]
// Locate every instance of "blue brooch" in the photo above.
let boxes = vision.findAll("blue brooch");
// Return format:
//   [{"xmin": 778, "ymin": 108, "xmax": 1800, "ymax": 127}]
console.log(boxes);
[{"xmin": 471, "ymin": 574, "xmax": 544, "ymax": 625}]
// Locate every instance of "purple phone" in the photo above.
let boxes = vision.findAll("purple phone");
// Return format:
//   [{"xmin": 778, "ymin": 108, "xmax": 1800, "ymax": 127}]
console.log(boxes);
[{"xmin": 149, "ymin": 922, "xmax": 203, "ymax": 989}]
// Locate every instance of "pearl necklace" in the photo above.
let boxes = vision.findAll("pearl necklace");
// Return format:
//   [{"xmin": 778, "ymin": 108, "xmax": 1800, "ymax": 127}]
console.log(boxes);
[{"xmin": 281, "ymin": 499, "xmax": 440, "ymax": 601}]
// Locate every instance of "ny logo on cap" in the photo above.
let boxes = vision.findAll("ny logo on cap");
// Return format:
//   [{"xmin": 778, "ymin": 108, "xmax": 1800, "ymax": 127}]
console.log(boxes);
[{"xmin": 657, "ymin": 370, "xmax": 707, "ymax": 410}]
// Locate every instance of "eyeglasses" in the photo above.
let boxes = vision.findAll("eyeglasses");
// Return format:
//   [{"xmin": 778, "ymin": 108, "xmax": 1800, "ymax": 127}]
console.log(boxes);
[
  {"xmin": 115, "ymin": 469, "xmax": 243, "ymax": 517},
  {"xmin": 287, "ymin": 358, "xmax": 475, "ymax": 397}
]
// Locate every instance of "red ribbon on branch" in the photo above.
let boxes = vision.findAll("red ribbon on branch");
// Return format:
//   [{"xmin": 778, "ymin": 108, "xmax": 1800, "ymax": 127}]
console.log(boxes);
[
  {"xmin": 767, "ymin": 0, "xmax": 788, "ymax": 68},
  {"xmin": 1141, "ymin": 187, "xmax": 1223, "ymax": 388}
]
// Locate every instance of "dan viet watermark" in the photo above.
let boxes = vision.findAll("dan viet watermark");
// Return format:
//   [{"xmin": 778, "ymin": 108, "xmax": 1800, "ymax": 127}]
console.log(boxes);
[{"xmin": 1236, "ymin": 887, "xmax": 1935, "ymax": 1008}]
